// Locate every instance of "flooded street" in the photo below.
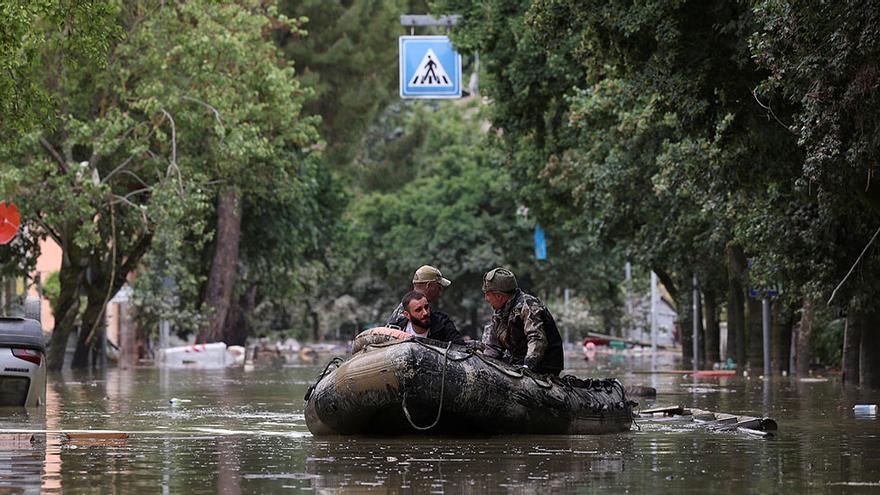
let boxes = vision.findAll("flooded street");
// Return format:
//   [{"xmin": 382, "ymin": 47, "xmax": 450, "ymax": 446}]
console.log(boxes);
[{"xmin": 2, "ymin": 350, "xmax": 879, "ymax": 494}]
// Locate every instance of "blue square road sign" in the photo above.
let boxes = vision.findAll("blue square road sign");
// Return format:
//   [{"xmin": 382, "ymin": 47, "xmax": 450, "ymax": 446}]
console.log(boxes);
[{"xmin": 399, "ymin": 36, "xmax": 462, "ymax": 99}]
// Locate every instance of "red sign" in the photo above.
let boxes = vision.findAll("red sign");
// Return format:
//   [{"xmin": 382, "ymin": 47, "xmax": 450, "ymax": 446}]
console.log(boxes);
[{"xmin": 0, "ymin": 201, "xmax": 21, "ymax": 245}]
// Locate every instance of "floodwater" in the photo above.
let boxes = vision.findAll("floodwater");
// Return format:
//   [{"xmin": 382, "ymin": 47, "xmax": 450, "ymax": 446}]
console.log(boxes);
[{"xmin": 1, "ymin": 349, "xmax": 879, "ymax": 494}]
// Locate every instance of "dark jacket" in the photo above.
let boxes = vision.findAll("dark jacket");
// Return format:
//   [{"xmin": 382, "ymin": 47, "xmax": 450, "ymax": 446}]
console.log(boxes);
[
  {"xmin": 389, "ymin": 309, "xmax": 465, "ymax": 344},
  {"xmin": 482, "ymin": 289, "xmax": 564, "ymax": 375}
]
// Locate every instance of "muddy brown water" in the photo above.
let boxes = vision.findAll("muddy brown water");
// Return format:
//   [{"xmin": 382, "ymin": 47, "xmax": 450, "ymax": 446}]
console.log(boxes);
[{"xmin": 1, "ymin": 350, "xmax": 879, "ymax": 494}]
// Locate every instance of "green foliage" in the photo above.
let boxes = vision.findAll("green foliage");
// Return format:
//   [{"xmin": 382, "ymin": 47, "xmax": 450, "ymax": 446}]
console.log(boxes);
[
  {"xmin": 810, "ymin": 310, "xmax": 844, "ymax": 370},
  {"xmin": 277, "ymin": 0, "xmax": 406, "ymax": 172},
  {"xmin": 347, "ymin": 101, "xmax": 533, "ymax": 334},
  {"xmin": 114, "ymin": 0, "xmax": 329, "ymax": 336},
  {"xmin": 0, "ymin": 0, "xmax": 120, "ymax": 139},
  {"xmin": 42, "ymin": 271, "xmax": 60, "ymax": 313},
  {"xmin": 751, "ymin": 1, "xmax": 880, "ymax": 309},
  {"xmin": 0, "ymin": 1, "xmax": 334, "ymax": 351}
]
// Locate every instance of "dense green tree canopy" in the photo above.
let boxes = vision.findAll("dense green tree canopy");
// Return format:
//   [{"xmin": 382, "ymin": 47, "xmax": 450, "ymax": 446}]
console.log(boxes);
[{"xmin": 0, "ymin": 0, "xmax": 119, "ymax": 138}]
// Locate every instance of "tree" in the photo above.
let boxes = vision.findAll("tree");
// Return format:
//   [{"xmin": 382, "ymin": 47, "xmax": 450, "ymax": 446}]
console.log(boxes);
[
  {"xmin": 276, "ymin": 0, "xmax": 405, "ymax": 172},
  {"xmin": 110, "ymin": 1, "xmax": 326, "ymax": 346},
  {"xmin": 347, "ymin": 101, "xmax": 534, "ymax": 336},
  {"xmin": 0, "ymin": 0, "xmax": 119, "ymax": 139},
  {"xmin": 441, "ymin": 0, "xmax": 836, "ymax": 371},
  {"xmin": 752, "ymin": 1, "xmax": 880, "ymax": 386},
  {"xmin": 0, "ymin": 0, "xmax": 325, "ymax": 368}
]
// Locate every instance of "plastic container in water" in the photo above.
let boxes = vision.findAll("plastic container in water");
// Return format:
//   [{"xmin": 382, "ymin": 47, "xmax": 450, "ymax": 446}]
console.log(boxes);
[{"xmin": 853, "ymin": 404, "xmax": 877, "ymax": 418}]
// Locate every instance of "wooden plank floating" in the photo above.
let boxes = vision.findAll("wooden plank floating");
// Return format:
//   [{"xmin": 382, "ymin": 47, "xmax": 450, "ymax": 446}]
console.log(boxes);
[
  {"xmin": 63, "ymin": 432, "xmax": 130, "ymax": 440},
  {"xmin": 638, "ymin": 406, "xmax": 778, "ymax": 436}
]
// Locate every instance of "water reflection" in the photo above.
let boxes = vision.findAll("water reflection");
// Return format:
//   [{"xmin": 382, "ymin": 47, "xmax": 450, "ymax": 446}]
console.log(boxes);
[
  {"xmin": 303, "ymin": 436, "xmax": 632, "ymax": 493},
  {"xmin": 0, "ymin": 352, "xmax": 877, "ymax": 493}
]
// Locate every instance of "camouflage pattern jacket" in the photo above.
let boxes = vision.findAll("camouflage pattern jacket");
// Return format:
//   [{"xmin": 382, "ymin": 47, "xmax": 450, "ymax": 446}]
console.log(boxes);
[{"xmin": 482, "ymin": 289, "xmax": 564, "ymax": 375}]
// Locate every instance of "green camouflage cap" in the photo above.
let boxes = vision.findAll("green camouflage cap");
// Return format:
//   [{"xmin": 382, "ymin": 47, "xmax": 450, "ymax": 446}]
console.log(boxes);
[{"xmin": 482, "ymin": 267, "xmax": 518, "ymax": 293}]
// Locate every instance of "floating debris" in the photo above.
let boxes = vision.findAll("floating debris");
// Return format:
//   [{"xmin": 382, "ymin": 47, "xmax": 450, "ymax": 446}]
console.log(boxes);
[{"xmin": 638, "ymin": 406, "xmax": 778, "ymax": 437}]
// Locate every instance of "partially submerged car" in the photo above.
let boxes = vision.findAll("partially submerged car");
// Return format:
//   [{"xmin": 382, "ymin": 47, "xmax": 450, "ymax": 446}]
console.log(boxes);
[{"xmin": 0, "ymin": 317, "xmax": 46, "ymax": 407}]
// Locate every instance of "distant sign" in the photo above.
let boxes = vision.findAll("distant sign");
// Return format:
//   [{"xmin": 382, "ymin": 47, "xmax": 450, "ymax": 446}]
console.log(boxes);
[
  {"xmin": 399, "ymin": 36, "xmax": 461, "ymax": 99},
  {"xmin": 748, "ymin": 285, "xmax": 782, "ymax": 299},
  {"xmin": 746, "ymin": 258, "xmax": 782, "ymax": 298},
  {"xmin": 534, "ymin": 225, "xmax": 547, "ymax": 260}
]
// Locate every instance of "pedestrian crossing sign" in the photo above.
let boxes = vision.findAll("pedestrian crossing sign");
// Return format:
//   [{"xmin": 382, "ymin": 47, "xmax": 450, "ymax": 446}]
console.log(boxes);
[{"xmin": 399, "ymin": 36, "xmax": 462, "ymax": 99}]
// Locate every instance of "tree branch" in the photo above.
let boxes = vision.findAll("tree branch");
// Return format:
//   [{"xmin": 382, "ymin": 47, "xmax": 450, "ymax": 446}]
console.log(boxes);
[
  {"xmin": 752, "ymin": 88, "xmax": 795, "ymax": 134},
  {"xmin": 180, "ymin": 95, "xmax": 225, "ymax": 130},
  {"xmin": 32, "ymin": 215, "xmax": 63, "ymax": 247},
  {"xmin": 828, "ymin": 223, "xmax": 880, "ymax": 305},
  {"xmin": 159, "ymin": 108, "xmax": 183, "ymax": 185},
  {"xmin": 39, "ymin": 138, "xmax": 68, "ymax": 173},
  {"xmin": 109, "ymin": 194, "xmax": 149, "ymax": 224}
]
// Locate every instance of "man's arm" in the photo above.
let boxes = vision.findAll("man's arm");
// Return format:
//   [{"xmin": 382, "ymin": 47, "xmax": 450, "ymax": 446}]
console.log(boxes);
[
  {"xmin": 521, "ymin": 302, "xmax": 549, "ymax": 369},
  {"xmin": 481, "ymin": 319, "xmax": 505, "ymax": 359},
  {"xmin": 386, "ymin": 303, "xmax": 405, "ymax": 327}
]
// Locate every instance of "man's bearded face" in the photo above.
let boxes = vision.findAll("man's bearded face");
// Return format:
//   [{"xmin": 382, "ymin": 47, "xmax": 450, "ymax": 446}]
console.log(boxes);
[{"xmin": 405, "ymin": 296, "xmax": 431, "ymax": 328}]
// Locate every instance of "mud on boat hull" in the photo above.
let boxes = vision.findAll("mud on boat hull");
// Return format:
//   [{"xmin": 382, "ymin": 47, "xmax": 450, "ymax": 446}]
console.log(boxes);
[{"xmin": 305, "ymin": 338, "xmax": 633, "ymax": 436}]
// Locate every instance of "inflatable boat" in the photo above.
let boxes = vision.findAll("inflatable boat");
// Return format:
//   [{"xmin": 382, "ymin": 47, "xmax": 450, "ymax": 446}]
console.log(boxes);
[{"xmin": 304, "ymin": 328, "xmax": 635, "ymax": 436}]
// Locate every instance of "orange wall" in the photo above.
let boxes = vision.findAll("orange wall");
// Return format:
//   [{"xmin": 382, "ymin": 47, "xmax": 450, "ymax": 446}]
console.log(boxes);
[{"xmin": 28, "ymin": 237, "xmax": 62, "ymax": 330}]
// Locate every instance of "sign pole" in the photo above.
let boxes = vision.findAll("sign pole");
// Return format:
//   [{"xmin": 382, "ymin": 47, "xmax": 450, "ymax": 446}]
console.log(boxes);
[
  {"xmin": 762, "ymin": 296, "xmax": 771, "ymax": 377},
  {"xmin": 650, "ymin": 271, "xmax": 658, "ymax": 352},
  {"xmin": 692, "ymin": 275, "xmax": 700, "ymax": 371}
]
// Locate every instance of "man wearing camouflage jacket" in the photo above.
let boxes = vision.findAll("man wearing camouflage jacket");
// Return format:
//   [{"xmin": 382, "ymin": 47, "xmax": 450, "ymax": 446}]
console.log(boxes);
[{"xmin": 481, "ymin": 267, "xmax": 564, "ymax": 376}]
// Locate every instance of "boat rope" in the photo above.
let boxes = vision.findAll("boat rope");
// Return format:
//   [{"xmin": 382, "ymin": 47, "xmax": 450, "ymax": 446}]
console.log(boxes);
[
  {"xmin": 630, "ymin": 413, "xmax": 641, "ymax": 431},
  {"xmin": 401, "ymin": 341, "xmax": 452, "ymax": 431},
  {"xmin": 303, "ymin": 356, "xmax": 345, "ymax": 401}
]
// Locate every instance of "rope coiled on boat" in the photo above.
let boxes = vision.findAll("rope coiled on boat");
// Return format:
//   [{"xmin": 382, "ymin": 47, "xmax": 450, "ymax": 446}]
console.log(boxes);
[{"xmin": 401, "ymin": 341, "xmax": 453, "ymax": 431}]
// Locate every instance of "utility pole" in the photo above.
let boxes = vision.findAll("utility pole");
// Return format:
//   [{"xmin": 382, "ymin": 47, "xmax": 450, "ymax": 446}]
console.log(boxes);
[
  {"xmin": 692, "ymin": 275, "xmax": 700, "ymax": 371},
  {"xmin": 650, "ymin": 271, "xmax": 658, "ymax": 351},
  {"xmin": 762, "ymin": 296, "xmax": 771, "ymax": 377}
]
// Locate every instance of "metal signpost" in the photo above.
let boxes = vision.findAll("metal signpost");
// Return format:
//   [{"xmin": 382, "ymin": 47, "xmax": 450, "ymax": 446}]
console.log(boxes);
[{"xmin": 693, "ymin": 275, "xmax": 700, "ymax": 372}]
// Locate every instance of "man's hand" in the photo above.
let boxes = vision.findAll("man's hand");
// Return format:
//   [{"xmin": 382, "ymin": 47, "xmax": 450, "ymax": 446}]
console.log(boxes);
[{"xmin": 523, "ymin": 356, "xmax": 540, "ymax": 370}]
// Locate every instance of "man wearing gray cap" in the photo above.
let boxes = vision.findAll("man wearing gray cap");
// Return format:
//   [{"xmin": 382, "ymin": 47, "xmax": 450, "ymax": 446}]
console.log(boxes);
[
  {"xmin": 386, "ymin": 265, "xmax": 463, "ymax": 343},
  {"xmin": 481, "ymin": 267, "xmax": 564, "ymax": 375}
]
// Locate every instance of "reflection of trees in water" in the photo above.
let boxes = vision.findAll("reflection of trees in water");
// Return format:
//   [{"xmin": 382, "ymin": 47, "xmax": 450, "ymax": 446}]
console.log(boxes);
[{"xmin": 303, "ymin": 436, "xmax": 630, "ymax": 492}]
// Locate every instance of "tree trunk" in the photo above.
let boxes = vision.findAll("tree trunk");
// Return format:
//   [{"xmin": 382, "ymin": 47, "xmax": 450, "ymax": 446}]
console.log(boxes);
[
  {"xmin": 679, "ymin": 275, "xmax": 694, "ymax": 367},
  {"xmin": 72, "ymin": 285, "xmax": 108, "ymax": 369},
  {"xmin": 704, "ymin": 290, "xmax": 720, "ymax": 366},
  {"xmin": 726, "ymin": 246, "xmax": 747, "ymax": 367},
  {"xmin": 795, "ymin": 299, "xmax": 814, "ymax": 378},
  {"xmin": 71, "ymin": 234, "xmax": 152, "ymax": 369},
  {"xmin": 747, "ymin": 296, "xmax": 764, "ymax": 369},
  {"xmin": 774, "ymin": 302, "xmax": 794, "ymax": 374},
  {"xmin": 858, "ymin": 308, "xmax": 880, "ymax": 389},
  {"xmin": 200, "ymin": 187, "xmax": 242, "ymax": 343},
  {"xmin": 222, "ymin": 284, "xmax": 256, "ymax": 347},
  {"xmin": 842, "ymin": 312, "xmax": 860, "ymax": 386},
  {"xmin": 47, "ymin": 263, "xmax": 84, "ymax": 371}
]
